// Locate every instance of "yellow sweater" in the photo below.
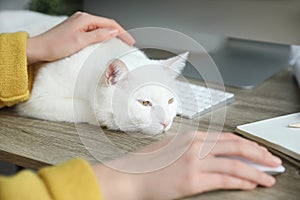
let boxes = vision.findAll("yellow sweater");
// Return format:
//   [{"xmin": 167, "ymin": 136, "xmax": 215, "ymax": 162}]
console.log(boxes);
[
  {"xmin": 0, "ymin": 32, "xmax": 34, "ymax": 108},
  {"xmin": 0, "ymin": 33, "xmax": 103, "ymax": 199}
]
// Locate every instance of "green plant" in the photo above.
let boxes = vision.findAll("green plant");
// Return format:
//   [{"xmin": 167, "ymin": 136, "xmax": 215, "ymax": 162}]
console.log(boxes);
[{"xmin": 29, "ymin": 0, "xmax": 82, "ymax": 15}]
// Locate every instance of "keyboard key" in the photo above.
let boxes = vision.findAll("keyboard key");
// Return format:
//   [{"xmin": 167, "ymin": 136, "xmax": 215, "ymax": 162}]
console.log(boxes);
[{"xmin": 176, "ymin": 81, "xmax": 235, "ymax": 119}]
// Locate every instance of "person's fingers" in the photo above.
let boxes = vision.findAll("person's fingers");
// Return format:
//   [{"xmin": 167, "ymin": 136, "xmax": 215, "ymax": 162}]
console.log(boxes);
[
  {"xmin": 201, "ymin": 157, "xmax": 276, "ymax": 187},
  {"xmin": 68, "ymin": 12, "xmax": 135, "ymax": 45},
  {"xmin": 220, "ymin": 132, "xmax": 270, "ymax": 154},
  {"xmin": 84, "ymin": 27, "xmax": 119, "ymax": 44},
  {"xmin": 81, "ymin": 14, "xmax": 136, "ymax": 46},
  {"xmin": 93, "ymin": 18, "xmax": 135, "ymax": 45},
  {"xmin": 116, "ymin": 31, "xmax": 135, "ymax": 46},
  {"xmin": 97, "ymin": 18, "xmax": 136, "ymax": 46},
  {"xmin": 87, "ymin": 16, "xmax": 126, "ymax": 32},
  {"xmin": 198, "ymin": 173, "xmax": 257, "ymax": 192},
  {"xmin": 186, "ymin": 173, "xmax": 257, "ymax": 195},
  {"xmin": 210, "ymin": 133, "xmax": 281, "ymax": 167}
]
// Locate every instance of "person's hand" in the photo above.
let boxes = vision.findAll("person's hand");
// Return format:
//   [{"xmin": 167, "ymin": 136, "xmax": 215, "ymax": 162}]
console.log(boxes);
[
  {"xmin": 92, "ymin": 132, "xmax": 282, "ymax": 200},
  {"xmin": 26, "ymin": 11, "xmax": 135, "ymax": 65}
]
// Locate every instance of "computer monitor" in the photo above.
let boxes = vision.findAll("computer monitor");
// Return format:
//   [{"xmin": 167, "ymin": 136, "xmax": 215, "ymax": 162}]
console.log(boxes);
[{"xmin": 83, "ymin": 0, "xmax": 300, "ymax": 89}]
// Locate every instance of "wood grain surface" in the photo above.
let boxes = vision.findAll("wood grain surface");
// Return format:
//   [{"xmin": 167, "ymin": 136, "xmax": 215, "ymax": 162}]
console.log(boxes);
[{"xmin": 0, "ymin": 67, "xmax": 299, "ymax": 199}]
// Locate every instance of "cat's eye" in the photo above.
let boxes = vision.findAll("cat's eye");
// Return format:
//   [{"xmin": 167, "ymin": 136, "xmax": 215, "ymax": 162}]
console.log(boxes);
[
  {"xmin": 138, "ymin": 100, "xmax": 152, "ymax": 107},
  {"xmin": 168, "ymin": 98, "xmax": 174, "ymax": 104}
]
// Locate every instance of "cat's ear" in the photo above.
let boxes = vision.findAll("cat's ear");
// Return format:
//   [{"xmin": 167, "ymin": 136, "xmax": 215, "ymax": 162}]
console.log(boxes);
[
  {"xmin": 105, "ymin": 59, "xmax": 128, "ymax": 86},
  {"xmin": 160, "ymin": 52, "xmax": 189, "ymax": 74}
]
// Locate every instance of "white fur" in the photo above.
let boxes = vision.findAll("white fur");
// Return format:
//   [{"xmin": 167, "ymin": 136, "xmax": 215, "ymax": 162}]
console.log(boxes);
[{"xmin": 0, "ymin": 10, "xmax": 188, "ymax": 135}]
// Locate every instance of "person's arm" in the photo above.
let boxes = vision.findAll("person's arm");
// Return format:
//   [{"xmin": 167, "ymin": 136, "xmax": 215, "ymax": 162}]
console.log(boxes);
[
  {"xmin": 92, "ymin": 132, "xmax": 281, "ymax": 200},
  {"xmin": 0, "ymin": 132, "xmax": 281, "ymax": 200},
  {"xmin": 0, "ymin": 31, "xmax": 33, "ymax": 108},
  {"xmin": 27, "ymin": 11, "xmax": 135, "ymax": 65},
  {"xmin": 0, "ymin": 11, "xmax": 281, "ymax": 200},
  {"xmin": 0, "ymin": 11, "xmax": 135, "ymax": 108},
  {"xmin": 0, "ymin": 159, "xmax": 102, "ymax": 200},
  {"xmin": 0, "ymin": 11, "xmax": 135, "ymax": 199}
]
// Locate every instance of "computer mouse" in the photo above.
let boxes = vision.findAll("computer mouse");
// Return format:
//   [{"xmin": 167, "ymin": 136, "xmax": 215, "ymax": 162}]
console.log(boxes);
[{"xmin": 219, "ymin": 156, "xmax": 285, "ymax": 175}]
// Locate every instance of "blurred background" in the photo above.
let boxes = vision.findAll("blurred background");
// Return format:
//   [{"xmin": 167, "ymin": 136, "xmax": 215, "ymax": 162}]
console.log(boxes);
[{"xmin": 1, "ymin": 0, "xmax": 299, "ymax": 88}]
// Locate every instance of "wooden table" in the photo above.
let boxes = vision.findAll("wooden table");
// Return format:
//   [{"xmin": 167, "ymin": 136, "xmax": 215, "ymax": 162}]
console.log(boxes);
[{"xmin": 0, "ymin": 67, "xmax": 299, "ymax": 199}]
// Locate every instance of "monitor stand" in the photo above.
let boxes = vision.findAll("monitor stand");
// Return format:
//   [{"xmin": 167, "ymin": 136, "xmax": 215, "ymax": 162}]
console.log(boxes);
[{"xmin": 182, "ymin": 38, "xmax": 291, "ymax": 89}]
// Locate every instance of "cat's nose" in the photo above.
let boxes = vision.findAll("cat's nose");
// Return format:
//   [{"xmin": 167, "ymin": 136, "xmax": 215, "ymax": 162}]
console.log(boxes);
[{"xmin": 160, "ymin": 122, "xmax": 169, "ymax": 128}]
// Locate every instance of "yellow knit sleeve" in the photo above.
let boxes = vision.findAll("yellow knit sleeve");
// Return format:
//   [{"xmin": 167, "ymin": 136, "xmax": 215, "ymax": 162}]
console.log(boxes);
[
  {"xmin": 0, "ymin": 170, "xmax": 52, "ymax": 200},
  {"xmin": 0, "ymin": 32, "xmax": 34, "ymax": 108},
  {"xmin": 0, "ymin": 159, "xmax": 103, "ymax": 200}
]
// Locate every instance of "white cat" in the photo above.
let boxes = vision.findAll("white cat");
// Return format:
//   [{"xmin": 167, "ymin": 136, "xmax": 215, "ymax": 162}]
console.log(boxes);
[{"xmin": 0, "ymin": 10, "xmax": 188, "ymax": 135}]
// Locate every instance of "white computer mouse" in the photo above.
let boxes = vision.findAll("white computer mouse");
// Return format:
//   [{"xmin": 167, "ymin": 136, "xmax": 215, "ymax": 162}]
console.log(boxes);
[{"xmin": 219, "ymin": 156, "xmax": 285, "ymax": 175}]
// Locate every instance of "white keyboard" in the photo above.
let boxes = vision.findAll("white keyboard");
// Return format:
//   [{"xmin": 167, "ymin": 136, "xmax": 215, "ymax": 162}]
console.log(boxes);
[{"xmin": 176, "ymin": 81, "xmax": 235, "ymax": 119}]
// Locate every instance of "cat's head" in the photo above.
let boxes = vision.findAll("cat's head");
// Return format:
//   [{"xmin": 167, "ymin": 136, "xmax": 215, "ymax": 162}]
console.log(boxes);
[{"xmin": 101, "ymin": 52, "xmax": 188, "ymax": 135}]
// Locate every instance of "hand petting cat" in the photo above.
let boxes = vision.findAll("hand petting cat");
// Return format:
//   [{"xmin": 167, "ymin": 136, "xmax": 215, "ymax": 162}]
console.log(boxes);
[
  {"xmin": 26, "ymin": 11, "xmax": 135, "ymax": 65},
  {"xmin": 13, "ymin": 11, "xmax": 187, "ymax": 134}
]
